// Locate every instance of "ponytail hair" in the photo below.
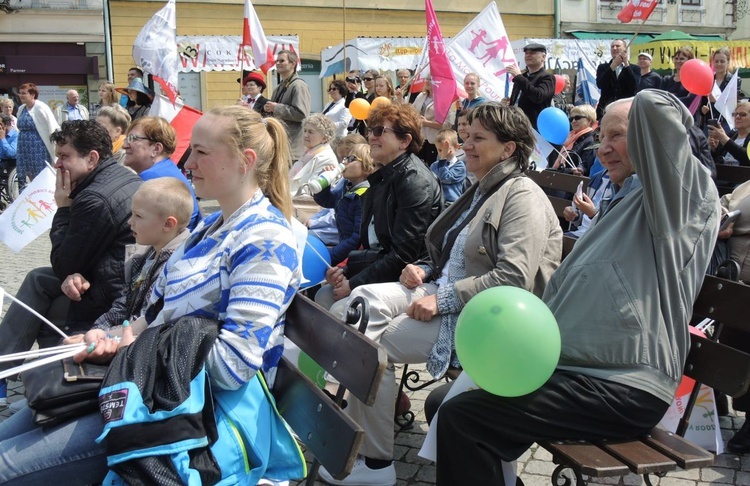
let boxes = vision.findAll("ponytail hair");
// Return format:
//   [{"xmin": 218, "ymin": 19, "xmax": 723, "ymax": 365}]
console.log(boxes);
[{"xmin": 207, "ymin": 106, "xmax": 293, "ymax": 219}]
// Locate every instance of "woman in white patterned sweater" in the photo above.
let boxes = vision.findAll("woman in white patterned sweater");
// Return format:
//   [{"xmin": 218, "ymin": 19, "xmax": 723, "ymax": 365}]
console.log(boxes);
[{"xmin": 149, "ymin": 105, "xmax": 301, "ymax": 389}]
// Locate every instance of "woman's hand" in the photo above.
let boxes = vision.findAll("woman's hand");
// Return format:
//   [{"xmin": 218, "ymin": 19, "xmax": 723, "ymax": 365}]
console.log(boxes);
[
  {"xmin": 61, "ymin": 273, "xmax": 90, "ymax": 301},
  {"xmin": 719, "ymin": 223, "xmax": 734, "ymax": 239},
  {"xmin": 332, "ymin": 277, "xmax": 351, "ymax": 301},
  {"xmin": 400, "ymin": 264, "xmax": 426, "ymax": 289},
  {"xmin": 562, "ymin": 206, "xmax": 578, "ymax": 222},
  {"xmin": 574, "ymin": 193, "xmax": 596, "ymax": 218},
  {"xmin": 406, "ymin": 294, "xmax": 439, "ymax": 321},
  {"xmin": 708, "ymin": 136, "xmax": 719, "ymax": 151},
  {"xmin": 708, "ymin": 124, "xmax": 730, "ymax": 145},
  {"xmin": 701, "ymin": 105, "xmax": 710, "ymax": 115},
  {"xmin": 72, "ymin": 325, "xmax": 135, "ymax": 364},
  {"xmin": 63, "ymin": 333, "xmax": 85, "ymax": 345},
  {"xmin": 325, "ymin": 266, "xmax": 344, "ymax": 287}
]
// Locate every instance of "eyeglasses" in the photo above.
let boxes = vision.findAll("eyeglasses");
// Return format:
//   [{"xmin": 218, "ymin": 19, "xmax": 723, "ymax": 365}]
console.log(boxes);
[
  {"xmin": 343, "ymin": 155, "xmax": 361, "ymax": 163},
  {"xmin": 366, "ymin": 126, "xmax": 401, "ymax": 137},
  {"xmin": 126, "ymin": 134, "xmax": 153, "ymax": 144},
  {"xmin": 569, "ymin": 115, "xmax": 587, "ymax": 122},
  {"xmin": 346, "ymin": 77, "xmax": 359, "ymax": 83},
  {"xmin": 363, "ymin": 77, "xmax": 374, "ymax": 82},
  {"xmin": 732, "ymin": 112, "xmax": 750, "ymax": 118}
]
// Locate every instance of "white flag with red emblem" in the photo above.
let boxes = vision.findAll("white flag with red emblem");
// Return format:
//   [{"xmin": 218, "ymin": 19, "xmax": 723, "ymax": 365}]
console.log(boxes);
[
  {"xmin": 617, "ymin": 0, "xmax": 658, "ymax": 23},
  {"xmin": 240, "ymin": 0, "xmax": 275, "ymax": 73},
  {"xmin": 133, "ymin": 0, "xmax": 180, "ymax": 104}
]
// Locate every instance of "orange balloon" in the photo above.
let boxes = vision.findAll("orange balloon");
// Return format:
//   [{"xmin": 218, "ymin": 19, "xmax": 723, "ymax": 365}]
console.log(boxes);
[
  {"xmin": 349, "ymin": 98, "xmax": 371, "ymax": 121},
  {"xmin": 371, "ymin": 96, "xmax": 391, "ymax": 109}
]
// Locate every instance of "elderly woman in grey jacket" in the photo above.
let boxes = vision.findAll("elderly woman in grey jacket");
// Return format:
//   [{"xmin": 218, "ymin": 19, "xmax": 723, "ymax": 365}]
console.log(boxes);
[{"xmin": 317, "ymin": 102, "xmax": 562, "ymax": 486}]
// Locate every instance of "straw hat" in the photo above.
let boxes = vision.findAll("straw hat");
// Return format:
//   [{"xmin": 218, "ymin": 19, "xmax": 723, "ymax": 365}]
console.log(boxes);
[{"xmin": 115, "ymin": 77, "xmax": 155, "ymax": 99}]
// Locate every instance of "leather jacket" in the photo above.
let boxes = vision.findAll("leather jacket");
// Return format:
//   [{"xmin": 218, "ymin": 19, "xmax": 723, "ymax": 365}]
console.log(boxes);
[{"xmin": 347, "ymin": 152, "xmax": 442, "ymax": 289}]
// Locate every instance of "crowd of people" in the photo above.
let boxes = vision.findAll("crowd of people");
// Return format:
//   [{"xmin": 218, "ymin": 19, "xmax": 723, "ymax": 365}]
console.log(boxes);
[{"xmin": 0, "ymin": 39, "xmax": 747, "ymax": 486}]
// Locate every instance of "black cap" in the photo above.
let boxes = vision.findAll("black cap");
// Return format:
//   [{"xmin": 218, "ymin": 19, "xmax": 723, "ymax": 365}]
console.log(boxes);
[
  {"xmin": 236, "ymin": 70, "xmax": 253, "ymax": 84},
  {"xmin": 523, "ymin": 43, "xmax": 547, "ymax": 53}
]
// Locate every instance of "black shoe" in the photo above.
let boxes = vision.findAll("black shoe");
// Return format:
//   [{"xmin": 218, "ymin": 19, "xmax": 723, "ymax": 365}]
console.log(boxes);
[{"xmin": 727, "ymin": 420, "xmax": 750, "ymax": 453}]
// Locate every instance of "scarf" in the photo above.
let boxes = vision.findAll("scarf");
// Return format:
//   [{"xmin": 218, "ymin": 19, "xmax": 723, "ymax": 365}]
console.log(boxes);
[{"xmin": 555, "ymin": 126, "xmax": 595, "ymax": 168}]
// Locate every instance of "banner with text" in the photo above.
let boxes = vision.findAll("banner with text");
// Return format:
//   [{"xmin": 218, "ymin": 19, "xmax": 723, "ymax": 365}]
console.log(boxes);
[
  {"xmin": 511, "ymin": 38, "xmax": 614, "ymax": 72},
  {"xmin": 631, "ymin": 40, "xmax": 750, "ymax": 72},
  {"xmin": 177, "ymin": 35, "xmax": 299, "ymax": 72}
]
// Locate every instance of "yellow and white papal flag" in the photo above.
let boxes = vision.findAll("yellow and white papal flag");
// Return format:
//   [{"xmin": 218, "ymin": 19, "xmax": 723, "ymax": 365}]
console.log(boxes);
[{"xmin": 0, "ymin": 166, "xmax": 57, "ymax": 252}]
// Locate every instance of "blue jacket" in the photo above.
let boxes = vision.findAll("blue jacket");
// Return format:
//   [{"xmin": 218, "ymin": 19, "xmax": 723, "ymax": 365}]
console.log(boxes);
[
  {"xmin": 0, "ymin": 128, "xmax": 18, "ymax": 159},
  {"xmin": 314, "ymin": 178, "xmax": 368, "ymax": 265},
  {"xmin": 430, "ymin": 157, "xmax": 466, "ymax": 204},
  {"xmin": 140, "ymin": 158, "xmax": 202, "ymax": 230}
]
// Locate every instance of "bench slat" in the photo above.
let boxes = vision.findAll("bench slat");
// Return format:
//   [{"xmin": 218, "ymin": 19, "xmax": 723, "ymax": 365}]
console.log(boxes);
[
  {"xmin": 540, "ymin": 441, "xmax": 630, "ymax": 477},
  {"xmin": 274, "ymin": 357, "xmax": 363, "ymax": 480},
  {"xmin": 526, "ymin": 170, "xmax": 590, "ymax": 194},
  {"xmin": 715, "ymin": 165, "xmax": 750, "ymax": 185},
  {"xmin": 285, "ymin": 295, "xmax": 387, "ymax": 406},
  {"xmin": 597, "ymin": 439, "xmax": 676, "ymax": 475},
  {"xmin": 694, "ymin": 275, "xmax": 750, "ymax": 333},
  {"xmin": 641, "ymin": 426, "xmax": 715, "ymax": 469},
  {"xmin": 685, "ymin": 334, "xmax": 750, "ymax": 398}
]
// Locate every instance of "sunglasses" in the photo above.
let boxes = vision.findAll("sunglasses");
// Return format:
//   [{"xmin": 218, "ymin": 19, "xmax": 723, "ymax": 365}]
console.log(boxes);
[
  {"xmin": 346, "ymin": 77, "xmax": 359, "ymax": 83},
  {"xmin": 363, "ymin": 77, "xmax": 374, "ymax": 82},
  {"xmin": 343, "ymin": 155, "xmax": 361, "ymax": 163},
  {"xmin": 366, "ymin": 126, "xmax": 401, "ymax": 137},
  {"xmin": 125, "ymin": 134, "xmax": 153, "ymax": 144},
  {"xmin": 328, "ymin": 87, "xmax": 337, "ymax": 91},
  {"xmin": 569, "ymin": 115, "xmax": 587, "ymax": 122}
]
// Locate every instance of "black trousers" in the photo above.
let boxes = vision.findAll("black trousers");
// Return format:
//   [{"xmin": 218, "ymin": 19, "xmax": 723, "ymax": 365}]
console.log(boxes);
[{"xmin": 435, "ymin": 371, "xmax": 669, "ymax": 485}]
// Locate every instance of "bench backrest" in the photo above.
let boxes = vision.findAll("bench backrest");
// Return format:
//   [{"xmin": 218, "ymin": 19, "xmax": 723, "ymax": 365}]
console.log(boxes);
[
  {"xmin": 687, "ymin": 275, "xmax": 750, "ymax": 398},
  {"xmin": 715, "ymin": 165, "xmax": 750, "ymax": 187},
  {"xmin": 274, "ymin": 295, "xmax": 387, "ymax": 481},
  {"xmin": 526, "ymin": 169, "xmax": 588, "ymax": 259}
]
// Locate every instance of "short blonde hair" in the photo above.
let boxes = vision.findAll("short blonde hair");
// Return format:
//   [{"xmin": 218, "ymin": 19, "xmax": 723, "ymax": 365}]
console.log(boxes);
[
  {"xmin": 136, "ymin": 178, "xmax": 194, "ymax": 231},
  {"xmin": 0, "ymin": 98, "xmax": 13, "ymax": 110},
  {"xmin": 436, "ymin": 128, "xmax": 459, "ymax": 147},
  {"xmin": 569, "ymin": 104, "xmax": 597, "ymax": 124},
  {"xmin": 347, "ymin": 143, "xmax": 376, "ymax": 173}
]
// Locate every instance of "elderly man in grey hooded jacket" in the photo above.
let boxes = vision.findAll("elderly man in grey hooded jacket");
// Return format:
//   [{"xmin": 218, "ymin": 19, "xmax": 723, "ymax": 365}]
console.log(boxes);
[{"xmin": 435, "ymin": 89, "xmax": 720, "ymax": 486}]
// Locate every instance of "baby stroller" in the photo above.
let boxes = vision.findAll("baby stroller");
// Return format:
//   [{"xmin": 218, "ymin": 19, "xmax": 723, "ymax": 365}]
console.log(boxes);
[{"xmin": 0, "ymin": 158, "xmax": 19, "ymax": 211}]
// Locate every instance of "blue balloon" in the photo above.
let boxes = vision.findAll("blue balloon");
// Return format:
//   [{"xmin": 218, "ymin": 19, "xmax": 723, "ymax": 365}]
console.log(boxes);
[
  {"xmin": 537, "ymin": 107, "xmax": 570, "ymax": 145},
  {"xmin": 301, "ymin": 233, "xmax": 331, "ymax": 289}
]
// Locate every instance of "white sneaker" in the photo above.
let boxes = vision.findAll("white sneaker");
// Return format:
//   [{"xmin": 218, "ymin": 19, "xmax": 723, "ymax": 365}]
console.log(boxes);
[
  {"xmin": 256, "ymin": 480, "xmax": 289, "ymax": 486},
  {"xmin": 317, "ymin": 456, "xmax": 396, "ymax": 486}
]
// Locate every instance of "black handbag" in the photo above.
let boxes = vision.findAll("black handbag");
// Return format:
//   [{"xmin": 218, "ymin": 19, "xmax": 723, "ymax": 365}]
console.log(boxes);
[
  {"xmin": 22, "ymin": 357, "xmax": 108, "ymax": 426},
  {"xmin": 345, "ymin": 248, "xmax": 382, "ymax": 277}
]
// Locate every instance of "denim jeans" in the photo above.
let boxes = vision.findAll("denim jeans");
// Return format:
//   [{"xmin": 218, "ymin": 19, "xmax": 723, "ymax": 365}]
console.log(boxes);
[{"xmin": 0, "ymin": 400, "xmax": 108, "ymax": 484}]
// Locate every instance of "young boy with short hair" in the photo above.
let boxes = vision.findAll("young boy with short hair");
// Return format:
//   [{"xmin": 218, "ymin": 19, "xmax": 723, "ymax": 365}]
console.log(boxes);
[
  {"xmin": 430, "ymin": 129, "xmax": 467, "ymax": 206},
  {"xmin": 65, "ymin": 177, "xmax": 193, "ymax": 342}
]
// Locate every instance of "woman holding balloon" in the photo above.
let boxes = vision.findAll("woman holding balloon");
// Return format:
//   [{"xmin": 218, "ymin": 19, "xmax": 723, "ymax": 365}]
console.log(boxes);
[
  {"xmin": 316, "ymin": 102, "xmax": 562, "ymax": 486},
  {"xmin": 552, "ymin": 104, "xmax": 598, "ymax": 176}
]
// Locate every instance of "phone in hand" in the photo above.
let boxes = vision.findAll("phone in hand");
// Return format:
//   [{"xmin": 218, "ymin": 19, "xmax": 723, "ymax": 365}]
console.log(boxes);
[
  {"xmin": 706, "ymin": 119, "xmax": 720, "ymax": 128},
  {"xmin": 720, "ymin": 209, "xmax": 741, "ymax": 231}
]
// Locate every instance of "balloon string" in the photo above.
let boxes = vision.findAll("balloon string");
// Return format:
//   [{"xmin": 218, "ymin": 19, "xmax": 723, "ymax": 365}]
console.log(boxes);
[
  {"xmin": 305, "ymin": 238, "xmax": 333, "ymax": 270},
  {"xmin": 2, "ymin": 288, "xmax": 69, "ymax": 340},
  {"xmin": 551, "ymin": 145, "xmax": 577, "ymax": 170},
  {"xmin": 0, "ymin": 344, "xmax": 86, "ymax": 381},
  {"xmin": 0, "ymin": 343, "xmax": 86, "ymax": 363}
]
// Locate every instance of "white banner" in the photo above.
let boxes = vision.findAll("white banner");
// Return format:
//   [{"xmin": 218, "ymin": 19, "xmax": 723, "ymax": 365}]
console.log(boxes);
[
  {"xmin": 511, "ymin": 38, "xmax": 614, "ymax": 72},
  {"xmin": 445, "ymin": 2, "xmax": 516, "ymax": 103},
  {"xmin": 320, "ymin": 37, "xmax": 425, "ymax": 78},
  {"xmin": 176, "ymin": 35, "xmax": 299, "ymax": 72},
  {"xmin": 0, "ymin": 167, "xmax": 57, "ymax": 252}
]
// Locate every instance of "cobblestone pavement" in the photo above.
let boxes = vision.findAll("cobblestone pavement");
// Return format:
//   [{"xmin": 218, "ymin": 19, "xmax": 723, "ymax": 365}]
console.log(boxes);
[{"xmin": 2, "ymin": 203, "xmax": 750, "ymax": 485}]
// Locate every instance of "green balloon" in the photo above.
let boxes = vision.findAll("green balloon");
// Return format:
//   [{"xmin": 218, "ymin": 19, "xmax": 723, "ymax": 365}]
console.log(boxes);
[
  {"xmin": 455, "ymin": 286, "xmax": 561, "ymax": 397},
  {"xmin": 298, "ymin": 351, "xmax": 327, "ymax": 389}
]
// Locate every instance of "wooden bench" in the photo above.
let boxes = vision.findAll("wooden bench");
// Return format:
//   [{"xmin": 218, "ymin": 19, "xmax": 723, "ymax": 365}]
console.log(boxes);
[
  {"xmin": 273, "ymin": 294, "xmax": 387, "ymax": 484},
  {"xmin": 539, "ymin": 275, "xmax": 750, "ymax": 485},
  {"xmin": 525, "ymin": 169, "xmax": 589, "ymax": 259},
  {"xmin": 715, "ymin": 164, "xmax": 750, "ymax": 196}
]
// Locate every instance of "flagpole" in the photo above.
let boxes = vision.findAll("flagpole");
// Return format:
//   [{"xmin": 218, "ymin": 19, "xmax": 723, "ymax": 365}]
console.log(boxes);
[
  {"xmin": 239, "ymin": 54, "xmax": 245, "ymax": 100},
  {"xmin": 343, "ymin": 0, "xmax": 346, "ymax": 71},
  {"xmin": 625, "ymin": 19, "xmax": 647, "ymax": 52}
]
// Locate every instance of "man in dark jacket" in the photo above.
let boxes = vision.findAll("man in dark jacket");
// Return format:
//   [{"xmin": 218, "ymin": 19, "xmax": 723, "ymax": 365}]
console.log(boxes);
[
  {"xmin": 0, "ymin": 120, "xmax": 141, "ymax": 375},
  {"xmin": 505, "ymin": 43, "xmax": 555, "ymax": 129},
  {"xmin": 596, "ymin": 39, "xmax": 638, "ymax": 120}
]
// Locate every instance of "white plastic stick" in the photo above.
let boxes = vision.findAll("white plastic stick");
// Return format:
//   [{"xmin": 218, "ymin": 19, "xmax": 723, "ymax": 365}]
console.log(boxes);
[
  {"xmin": 304, "ymin": 238, "xmax": 334, "ymax": 270},
  {"xmin": 0, "ymin": 343, "xmax": 86, "ymax": 363},
  {"xmin": 2, "ymin": 290, "xmax": 69, "ymax": 340},
  {"xmin": 0, "ymin": 345, "xmax": 86, "ymax": 381}
]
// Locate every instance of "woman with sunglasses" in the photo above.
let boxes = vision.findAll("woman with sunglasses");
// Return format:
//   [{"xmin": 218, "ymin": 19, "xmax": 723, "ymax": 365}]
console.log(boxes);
[
  {"xmin": 553, "ymin": 104, "xmax": 597, "ymax": 176},
  {"xmin": 363, "ymin": 69, "xmax": 379, "ymax": 103},
  {"xmin": 324, "ymin": 79, "xmax": 352, "ymax": 138},
  {"xmin": 316, "ymin": 102, "xmax": 562, "ymax": 485},
  {"xmin": 315, "ymin": 103, "xmax": 442, "ymax": 315},
  {"xmin": 123, "ymin": 116, "xmax": 202, "ymax": 229},
  {"xmin": 708, "ymin": 101, "xmax": 750, "ymax": 167}
]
